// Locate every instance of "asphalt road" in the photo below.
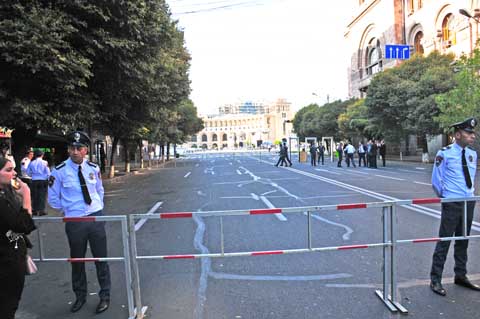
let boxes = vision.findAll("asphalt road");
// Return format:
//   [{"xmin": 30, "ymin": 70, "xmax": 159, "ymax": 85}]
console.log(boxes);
[{"xmin": 17, "ymin": 151, "xmax": 480, "ymax": 319}]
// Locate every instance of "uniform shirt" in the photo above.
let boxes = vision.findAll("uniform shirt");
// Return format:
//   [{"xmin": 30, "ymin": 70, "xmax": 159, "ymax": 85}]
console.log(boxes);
[
  {"xmin": 345, "ymin": 144, "xmax": 356, "ymax": 154},
  {"xmin": 20, "ymin": 157, "xmax": 31, "ymax": 178},
  {"xmin": 26, "ymin": 158, "xmax": 50, "ymax": 180},
  {"xmin": 431, "ymin": 142, "xmax": 477, "ymax": 198},
  {"xmin": 48, "ymin": 158, "xmax": 104, "ymax": 217},
  {"xmin": 358, "ymin": 145, "xmax": 365, "ymax": 154}
]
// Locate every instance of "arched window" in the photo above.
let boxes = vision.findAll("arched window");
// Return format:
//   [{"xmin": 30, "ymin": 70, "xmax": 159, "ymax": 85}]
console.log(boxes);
[
  {"xmin": 190, "ymin": 135, "xmax": 197, "ymax": 142},
  {"xmin": 201, "ymin": 134, "xmax": 207, "ymax": 142},
  {"xmin": 414, "ymin": 31, "xmax": 424, "ymax": 54},
  {"xmin": 366, "ymin": 40, "xmax": 382, "ymax": 76},
  {"xmin": 212, "ymin": 134, "xmax": 218, "ymax": 142},
  {"xmin": 222, "ymin": 133, "xmax": 228, "ymax": 141},
  {"xmin": 442, "ymin": 14, "xmax": 456, "ymax": 47}
]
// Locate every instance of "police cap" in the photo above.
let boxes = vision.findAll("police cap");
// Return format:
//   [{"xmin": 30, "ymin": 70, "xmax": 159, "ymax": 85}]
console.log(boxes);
[
  {"xmin": 67, "ymin": 131, "xmax": 90, "ymax": 147},
  {"xmin": 451, "ymin": 117, "xmax": 477, "ymax": 133}
]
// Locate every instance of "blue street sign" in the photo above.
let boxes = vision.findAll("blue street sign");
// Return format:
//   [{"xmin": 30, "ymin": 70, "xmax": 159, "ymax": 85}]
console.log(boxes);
[{"xmin": 385, "ymin": 44, "xmax": 410, "ymax": 60}]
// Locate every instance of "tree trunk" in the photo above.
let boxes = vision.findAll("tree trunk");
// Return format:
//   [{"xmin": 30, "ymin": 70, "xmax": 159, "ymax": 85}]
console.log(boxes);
[
  {"xmin": 109, "ymin": 136, "xmax": 118, "ymax": 178},
  {"xmin": 166, "ymin": 142, "xmax": 170, "ymax": 161},
  {"xmin": 404, "ymin": 134, "xmax": 410, "ymax": 156},
  {"xmin": 139, "ymin": 140, "xmax": 144, "ymax": 169},
  {"xmin": 124, "ymin": 141, "xmax": 130, "ymax": 173}
]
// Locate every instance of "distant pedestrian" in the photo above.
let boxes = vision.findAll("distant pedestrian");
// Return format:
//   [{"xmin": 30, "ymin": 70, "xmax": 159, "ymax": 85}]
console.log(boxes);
[
  {"xmin": 309, "ymin": 143, "xmax": 317, "ymax": 166},
  {"xmin": 379, "ymin": 140, "xmax": 387, "ymax": 167},
  {"xmin": 358, "ymin": 142, "xmax": 366, "ymax": 167},
  {"xmin": 337, "ymin": 143, "xmax": 343, "ymax": 167},
  {"xmin": 345, "ymin": 142, "xmax": 356, "ymax": 168},
  {"xmin": 368, "ymin": 140, "xmax": 378, "ymax": 168},
  {"xmin": 282, "ymin": 138, "xmax": 292, "ymax": 166},
  {"xmin": 20, "ymin": 150, "xmax": 34, "ymax": 186},
  {"xmin": 318, "ymin": 143, "xmax": 325, "ymax": 165},
  {"xmin": 26, "ymin": 150, "xmax": 50, "ymax": 216}
]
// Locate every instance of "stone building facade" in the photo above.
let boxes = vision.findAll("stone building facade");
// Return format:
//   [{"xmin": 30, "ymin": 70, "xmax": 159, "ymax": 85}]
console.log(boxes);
[
  {"xmin": 345, "ymin": 0, "xmax": 480, "ymax": 98},
  {"xmin": 185, "ymin": 99, "xmax": 294, "ymax": 150}
]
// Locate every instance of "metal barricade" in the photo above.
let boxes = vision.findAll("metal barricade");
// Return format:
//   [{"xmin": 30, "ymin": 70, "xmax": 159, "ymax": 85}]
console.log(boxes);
[
  {"xmin": 128, "ymin": 201, "xmax": 399, "ymax": 318},
  {"xmin": 32, "ymin": 215, "xmax": 136, "ymax": 319}
]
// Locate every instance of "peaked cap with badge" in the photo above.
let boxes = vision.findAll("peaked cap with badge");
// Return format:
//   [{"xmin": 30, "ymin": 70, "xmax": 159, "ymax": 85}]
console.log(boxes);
[
  {"xmin": 451, "ymin": 117, "xmax": 477, "ymax": 133},
  {"xmin": 67, "ymin": 131, "xmax": 91, "ymax": 147}
]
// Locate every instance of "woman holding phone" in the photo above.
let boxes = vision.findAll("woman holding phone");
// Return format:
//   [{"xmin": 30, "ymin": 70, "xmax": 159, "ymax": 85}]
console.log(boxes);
[{"xmin": 0, "ymin": 157, "xmax": 36, "ymax": 318}]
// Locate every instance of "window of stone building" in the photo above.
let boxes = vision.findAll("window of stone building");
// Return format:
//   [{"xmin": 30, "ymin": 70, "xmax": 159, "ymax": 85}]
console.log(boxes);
[
  {"xmin": 442, "ymin": 14, "xmax": 456, "ymax": 47},
  {"xmin": 282, "ymin": 112, "xmax": 286, "ymax": 118},
  {"xmin": 366, "ymin": 40, "xmax": 382, "ymax": 76},
  {"xmin": 407, "ymin": 0, "xmax": 414, "ymax": 13},
  {"xmin": 190, "ymin": 135, "xmax": 197, "ymax": 142},
  {"xmin": 414, "ymin": 31, "xmax": 424, "ymax": 54},
  {"xmin": 417, "ymin": 0, "xmax": 422, "ymax": 9},
  {"xmin": 202, "ymin": 134, "xmax": 207, "ymax": 142},
  {"xmin": 222, "ymin": 133, "xmax": 227, "ymax": 141},
  {"xmin": 212, "ymin": 134, "xmax": 218, "ymax": 141}
]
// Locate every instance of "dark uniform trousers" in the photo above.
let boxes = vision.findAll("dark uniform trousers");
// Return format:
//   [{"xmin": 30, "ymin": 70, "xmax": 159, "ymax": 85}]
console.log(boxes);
[
  {"xmin": 65, "ymin": 210, "xmax": 111, "ymax": 301},
  {"xmin": 31, "ymin": 180, "xmax": 48, "ymax": 213},
  {"xmin": 430, "ymin": 201, "xmax": 475, "ymax": 282}
]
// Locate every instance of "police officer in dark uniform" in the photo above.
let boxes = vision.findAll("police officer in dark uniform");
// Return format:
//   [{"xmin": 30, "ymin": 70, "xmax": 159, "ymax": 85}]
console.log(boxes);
[
  {"xmin": 48, "ymin": 131, "xmax": 111, "ymax": 313},
  {"xmin": 430, "ymin": 118, "xmax": 480, "ymax": 296}
]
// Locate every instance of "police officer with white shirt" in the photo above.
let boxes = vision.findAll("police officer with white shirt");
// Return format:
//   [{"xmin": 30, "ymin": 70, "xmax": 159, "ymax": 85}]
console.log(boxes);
[
  {"xmin": 430, "ymin": 118, "xmax": 480, "ymax": 296},
  {"xmin": 48, "ymin": 131, "xmax": 110, "ymax": 313},
  {"xmin": 27, "ymin": 150, "xmax": 50, "ymax": 215}
]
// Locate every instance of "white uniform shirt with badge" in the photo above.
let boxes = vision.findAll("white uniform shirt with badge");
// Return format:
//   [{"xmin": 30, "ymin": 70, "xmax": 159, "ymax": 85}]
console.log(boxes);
[
  {"xmin": 20, "ymin": 157, "xmax": 31, "ymax": 178},
  {"xmin": 432, "ymin": 143, "xmax": 477, "ymax": 198},
  {"xmin": 48, "ymin": 158, "xmax": 104, "ymax": 217}
]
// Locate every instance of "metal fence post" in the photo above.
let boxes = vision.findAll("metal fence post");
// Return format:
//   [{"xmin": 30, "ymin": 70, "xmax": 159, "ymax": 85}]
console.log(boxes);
[
  {"xmin": 389, "ymin": 204, "xmax": 408, "ymax": 313},
  {"xmin": 120, "ymin": 217, "xmax": 136, "ymax": 319},
  {"xmin": 375, "ymin": 205, "xmax": 397, "ymax": 312},
  {"xmin": 128, "ymin": 215, "xmax": 147, "ymax": 318}
]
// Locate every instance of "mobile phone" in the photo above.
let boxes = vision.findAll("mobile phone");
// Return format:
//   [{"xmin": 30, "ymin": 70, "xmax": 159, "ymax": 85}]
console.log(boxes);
[{"xmin": 11, "ymin": 177, "xmax": 21, "ymax": 190}]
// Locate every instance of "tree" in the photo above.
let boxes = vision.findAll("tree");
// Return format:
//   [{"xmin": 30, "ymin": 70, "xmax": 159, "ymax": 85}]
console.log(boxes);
[
  {"xmin": 337, "ymin": 99, "xmax": 371, "ymax": 141},
  {"xmin": 436, "ymin": 49, "xmax": 480, "ymax": 130},
  {"xmin": 365, "ymin": 52, "xmax": 455, "ymax": 153}
]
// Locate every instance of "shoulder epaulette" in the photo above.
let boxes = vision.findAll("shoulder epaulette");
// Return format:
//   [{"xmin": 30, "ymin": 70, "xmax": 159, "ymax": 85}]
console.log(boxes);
[
  {"xmin": 441, "ymin": 145, "xmax": 451, "ymax": 151},
  {"xmin": 55, "ymin": 162, "xmax": 66, "ymax": 170},
  {"xmin": 86, "ymin": 161, "xmax": 98, "ymax": 168}
]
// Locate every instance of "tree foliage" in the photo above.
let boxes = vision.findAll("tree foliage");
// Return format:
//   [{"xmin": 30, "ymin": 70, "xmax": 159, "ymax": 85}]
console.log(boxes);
[
  {"xmin": 436, "ymin": 49, "xmax": 480, "ymax": 130},
  {"xmin": 365, "ymin": 52, "xmax": 455, "ymax": 151}
]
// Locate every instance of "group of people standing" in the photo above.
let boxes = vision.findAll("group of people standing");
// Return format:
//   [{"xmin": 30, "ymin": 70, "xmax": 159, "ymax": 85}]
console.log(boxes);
[{"xmin": 336, "ymin": 140, "xmax": 386, "ymax": 168}]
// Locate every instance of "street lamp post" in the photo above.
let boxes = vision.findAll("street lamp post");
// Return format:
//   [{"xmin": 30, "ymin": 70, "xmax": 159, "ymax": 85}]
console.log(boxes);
[{"xmin": 459, "ymin": 8, "xmax": 480, "ymax": 55}]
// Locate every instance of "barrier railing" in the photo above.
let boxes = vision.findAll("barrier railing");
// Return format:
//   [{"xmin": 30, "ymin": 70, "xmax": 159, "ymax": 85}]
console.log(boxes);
[
  {"xmin": 32, "ymin": 215, "xmax": 136, "ymax": 319},
  {"xmin": 29, "ymin": 196, "xmax": 480, "ymax": 318},
  {"xmin": 128, "ymin": 201, "xmax": 401, "ymax": 318},
  {"xmin": 129, "ymin": 195, "xmax": 480, "ymax": 318}
]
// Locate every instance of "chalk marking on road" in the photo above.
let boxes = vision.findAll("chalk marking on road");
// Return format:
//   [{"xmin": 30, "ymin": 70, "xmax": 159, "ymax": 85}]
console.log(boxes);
[
  {"xmin": 236, "ymin": 170, "xmax": 242, "ymax": 175},
  {"xmin": 260, "ymin": 196, "xmax": 287, "ymax": 221},
  {"xmin": 209, "ymin": 272, "xmax": 352, "ymax": 281},
  {"xmin": 197, "ymin": 190, "xmax": 207, "ymax": 197},
  {"xmin": 304, "ymin": 212, "xmax": 353, "ymax": 240},
  {"xmin": 374, "ymin": 174, "xmax": 404, "ymax": 181},
  {"xmin": 195, "ymin": 163, "xmax": 199, "ymax": 167},
  {"xmin": 135, "ymin": 201, "xmax": 163, "ymax": 232},
  {"xmin": 251, "ymin": 193, "xmax": 260, "ymax": 201},
  {"xmin": 214, "ymin": 180, "xmax": 256, "ymax": 185},
  {"xmin": 415, "ymin": 167, "xmax": 426, "ymax": 170},
  {"xmin": 414, "ymin": 181, "xmax": 431, "ymax": 186},
  {"xmin": 315, "ymin": 168, "xmax": 341, "ymax": 175},
  {"xmin": 184, "ymin": 172, "xmax": 191, "ymax": 178},
  {"xmin": 261, "ymin": 190, "xmax": 277, "ymax": 196},
  {"xmin": 254, "ymin": 157, "xmax": 480, "ymax": 232}
]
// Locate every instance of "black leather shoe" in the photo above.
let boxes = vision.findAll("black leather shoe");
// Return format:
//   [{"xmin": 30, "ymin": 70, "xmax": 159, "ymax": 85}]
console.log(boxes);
[
  {"xmin": 430, "ymin": 281, "xmax": 446, "ymax": 296},
  {"xmin": 70, "ymin": 298, "xmax": 86, "ymax": 313},
  {"xmin": 454, "ymin": 276, "xmax": 480, "ymax": 291},
  {"xmin": 96, "ymin": 299, "xmax": 109, "ymax": 314}
]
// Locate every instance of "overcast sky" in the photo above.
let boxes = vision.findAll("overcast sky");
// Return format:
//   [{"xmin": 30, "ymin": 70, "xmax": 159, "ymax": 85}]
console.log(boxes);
[{"xmin": 166, "ymin": 0, "xmax": 350, "ymax": 114}]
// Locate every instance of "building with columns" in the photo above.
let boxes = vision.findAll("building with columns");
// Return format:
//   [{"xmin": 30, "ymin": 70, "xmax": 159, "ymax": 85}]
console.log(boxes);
[
  {"xmin": 345, "ymin": 0, "xmax": 480, "ymax": 98},
  {"xmin": 185, "ymin": 99, "xmax": 294, "ymax": 150}
]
